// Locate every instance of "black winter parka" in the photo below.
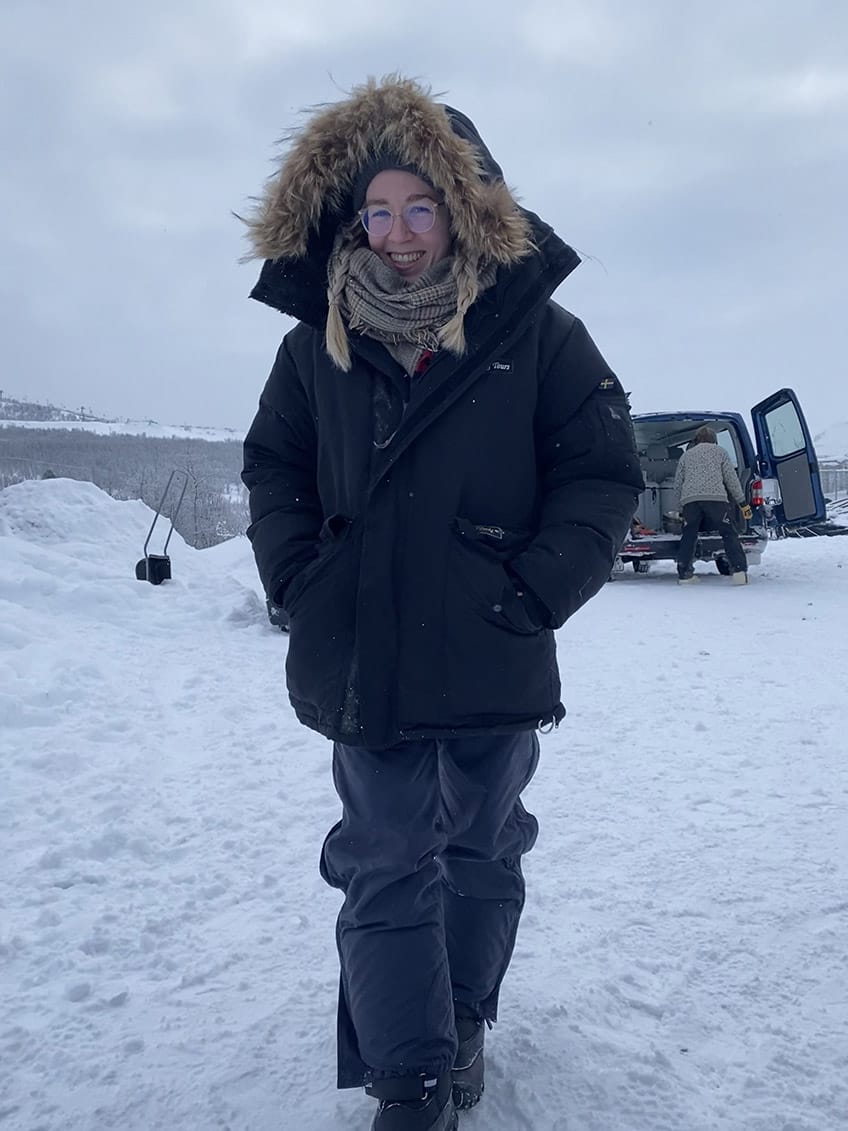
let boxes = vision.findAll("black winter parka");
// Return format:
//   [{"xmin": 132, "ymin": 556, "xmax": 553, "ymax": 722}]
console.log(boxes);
[{"xmin": 243, "ymin": 218, "xmax": 643, "ymax": 749}]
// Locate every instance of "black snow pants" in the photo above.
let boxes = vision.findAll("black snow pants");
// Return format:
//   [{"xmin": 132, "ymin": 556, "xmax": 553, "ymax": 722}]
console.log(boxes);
[
  {"xmin": 320, "ymin": 731, "xmax": 540, "ymax": 1088},
  {"xmin": 677, "ymin": 500, "xmax": 747, "ymax": 577}
]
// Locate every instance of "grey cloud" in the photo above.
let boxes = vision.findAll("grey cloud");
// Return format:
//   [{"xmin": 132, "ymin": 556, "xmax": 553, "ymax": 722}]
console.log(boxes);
[{"xmin": 1, "ymin": 0, "xmax": 845, "ymax": 433}]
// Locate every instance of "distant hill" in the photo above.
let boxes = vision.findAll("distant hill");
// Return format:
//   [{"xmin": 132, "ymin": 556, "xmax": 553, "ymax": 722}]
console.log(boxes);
[
  {"xmin": 0, "ymin": 394, "xmax": 240, "ymax": 441},
  {"xmin": 814, "ymin": 422, "xmax": 848, "ymax": 463},
  {"xmin": 0, "ymin": 394, "xmax": 99, "ymax": 424}
]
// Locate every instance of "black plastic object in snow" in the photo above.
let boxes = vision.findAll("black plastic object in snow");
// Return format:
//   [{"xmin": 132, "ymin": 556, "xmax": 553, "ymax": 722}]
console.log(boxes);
[{"xmin": 135, "ymin": 470, "xmax": 189, "ymax": 585}]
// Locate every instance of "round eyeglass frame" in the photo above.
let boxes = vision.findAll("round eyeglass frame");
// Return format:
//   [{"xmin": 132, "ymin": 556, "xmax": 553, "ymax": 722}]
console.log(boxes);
[{"xmin": 358, "ymin": 200, "xmax": 442, "ymax": 237}]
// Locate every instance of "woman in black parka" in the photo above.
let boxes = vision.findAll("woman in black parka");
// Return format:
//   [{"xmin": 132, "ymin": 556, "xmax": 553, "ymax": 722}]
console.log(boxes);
[{"xmin": 242, "ymin": 75, "xmax": 642, "ymax": 1131}]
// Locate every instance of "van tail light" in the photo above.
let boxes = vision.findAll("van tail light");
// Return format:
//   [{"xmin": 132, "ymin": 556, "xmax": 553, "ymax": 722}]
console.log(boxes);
[{"xmin": 750, "ymin": 478, "xmax": 764, "ymax": 507}]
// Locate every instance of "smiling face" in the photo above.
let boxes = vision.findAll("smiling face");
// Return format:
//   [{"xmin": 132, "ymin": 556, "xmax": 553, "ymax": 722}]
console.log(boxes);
[{"xmin": 363, "ymin": 169, "xmax": 452, "ymax": 281}]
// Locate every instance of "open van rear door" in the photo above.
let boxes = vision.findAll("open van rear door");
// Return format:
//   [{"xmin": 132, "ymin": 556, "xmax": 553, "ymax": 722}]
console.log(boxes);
[{"xmin": 750, "ymin": 388, "xmax": 826, "ymax": 526}]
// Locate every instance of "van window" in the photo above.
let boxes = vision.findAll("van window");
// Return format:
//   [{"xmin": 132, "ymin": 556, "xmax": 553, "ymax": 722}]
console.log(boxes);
[
  {"xmin": 716, "ymin": 428, "xmax": 740, "ymax": 467},
  {"xmin": 763, "ymin": 400, "xmax": 806, "ymax": 457}
]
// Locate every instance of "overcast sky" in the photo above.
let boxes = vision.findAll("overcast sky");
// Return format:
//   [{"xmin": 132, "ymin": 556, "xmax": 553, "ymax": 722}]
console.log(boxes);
[{"xmin": 2, "ymin": 0, "xmax": 845, "ymax": 435}]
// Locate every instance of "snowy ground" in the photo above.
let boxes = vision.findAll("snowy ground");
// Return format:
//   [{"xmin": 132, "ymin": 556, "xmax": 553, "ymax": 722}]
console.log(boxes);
[{"xmin": 2, "ymin": 479, "xmax": 846, "ymax": 1131}]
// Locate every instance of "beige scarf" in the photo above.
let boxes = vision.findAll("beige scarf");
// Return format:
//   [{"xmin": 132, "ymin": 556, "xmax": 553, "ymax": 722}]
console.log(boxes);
[
  {"xmin": 326, "ymin": 235, "xmax": 496, "ymax": 374},
  {"xmin": 341, "ymin": 248, "xmax": 459, "ymax": 375}
]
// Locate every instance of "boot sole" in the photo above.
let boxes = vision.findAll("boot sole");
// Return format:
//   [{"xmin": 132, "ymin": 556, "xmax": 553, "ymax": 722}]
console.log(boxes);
[{"xmin": 452, "ymin": 1080, "xmax": 484, "ymax": 1111}]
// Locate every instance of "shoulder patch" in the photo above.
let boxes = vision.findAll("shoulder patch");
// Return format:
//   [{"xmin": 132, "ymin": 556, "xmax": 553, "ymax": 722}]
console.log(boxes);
[{"xmin": 597, "ymin": 375, "xmax": 625, "ymax": 395}]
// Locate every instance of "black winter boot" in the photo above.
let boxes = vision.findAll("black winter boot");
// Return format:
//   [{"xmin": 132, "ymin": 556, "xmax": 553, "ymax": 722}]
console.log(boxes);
[
  {"xmin": 367, "ymin": 1073, "xmax": 457, "ymax": 1131},
  {"xmin": 452, "ymin": 1015, "xmax": 485, "ymax": 1110}
]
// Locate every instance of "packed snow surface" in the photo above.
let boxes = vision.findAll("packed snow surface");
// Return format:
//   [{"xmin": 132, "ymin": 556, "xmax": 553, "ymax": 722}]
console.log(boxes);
[{"xmin": 1, "ymin": 479, "xmax": 846, "ymax": 1131}]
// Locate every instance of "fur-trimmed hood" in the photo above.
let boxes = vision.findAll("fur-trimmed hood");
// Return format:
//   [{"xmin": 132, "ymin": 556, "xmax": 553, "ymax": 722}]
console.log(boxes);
[
  {"xmin": 243, "ymin": 75, "xmax": 533, "ymax": 269},
  {"xmin": 244, "ymin": 75, "xmax": 580, "ymax": 340}
]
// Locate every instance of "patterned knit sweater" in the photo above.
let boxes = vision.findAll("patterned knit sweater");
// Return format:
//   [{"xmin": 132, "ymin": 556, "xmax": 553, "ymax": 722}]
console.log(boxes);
[{"xmin": 672, "ymin": 443, "xmax": 745, "ymax": 509}]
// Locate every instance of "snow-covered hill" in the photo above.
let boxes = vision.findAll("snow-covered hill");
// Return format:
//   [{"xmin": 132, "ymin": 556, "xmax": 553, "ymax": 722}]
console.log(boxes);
[
  {"xmin": 0, "ymin": 417, "xmax": 241, "ymax": 442},
  {"xmin": 0, "ymin": 395, "xmax": 239, "ymax": 441},
  {"xmin": 815, "ymin": 421, "xmax": 848, "ymax": 462},
  {"xmin": 1, "ymin": 479, "xmax": 847, "ymax": 1131},
  {"xmin": 0, "ymin": 395, "xmax": 98, "ymax": 424}
]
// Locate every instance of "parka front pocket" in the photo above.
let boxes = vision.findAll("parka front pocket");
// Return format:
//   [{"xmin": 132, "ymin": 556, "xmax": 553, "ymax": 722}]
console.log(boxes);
[
  {"xmin": 284, "ymin": 514, "xmax": 353, "ymax": 616},
  {"xmin": 443, "ymin": 518, "xmax": 556, "ymax": 722},
  {"xmin": 450, "ymin": 518, "xmax": 540, "ymax": 637}
]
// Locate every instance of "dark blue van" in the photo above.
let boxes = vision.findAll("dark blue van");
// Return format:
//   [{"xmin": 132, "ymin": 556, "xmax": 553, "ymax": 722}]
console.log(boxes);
[{"xmin": 615, "ymin": 389, "xmax": 826, "ymax": 575}]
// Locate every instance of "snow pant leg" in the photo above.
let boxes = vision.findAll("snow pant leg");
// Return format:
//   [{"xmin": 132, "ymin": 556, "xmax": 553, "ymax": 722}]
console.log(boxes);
[
  {"xmin": 320, "ymin": 740, "xmax": 454, "ymax": 1088},
  {"xmin": 702, "ymin": 501, "xmax": 748, "ymax": 573},
  {"xmin": 677, "ymin": 502, "xmax": 706, "ymax": 576},
  {"xmin": 439, "ymin": 731, "xmax": 540, "ymax": 1021}
]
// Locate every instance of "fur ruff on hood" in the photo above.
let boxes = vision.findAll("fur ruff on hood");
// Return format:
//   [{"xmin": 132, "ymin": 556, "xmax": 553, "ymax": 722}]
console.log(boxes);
[
  {"xmin": 242, "ymin": 77, "xmax": 539, "ymax": 368},
  {"xmin": 242, "ymin": 75, "xmax": 533, "ymax": 268}
]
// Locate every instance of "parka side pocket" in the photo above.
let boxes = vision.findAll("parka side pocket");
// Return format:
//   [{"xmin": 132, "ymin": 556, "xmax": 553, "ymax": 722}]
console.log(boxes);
[{"xmin": 284, "ymin": 514, "xmax": 353, "ymax": 615}]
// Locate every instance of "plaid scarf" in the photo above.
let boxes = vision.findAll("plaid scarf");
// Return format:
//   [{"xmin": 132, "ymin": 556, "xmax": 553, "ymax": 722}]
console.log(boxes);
[{"xmin": 339, "ymin": 247, "xmax": 461, "ymax": 375}]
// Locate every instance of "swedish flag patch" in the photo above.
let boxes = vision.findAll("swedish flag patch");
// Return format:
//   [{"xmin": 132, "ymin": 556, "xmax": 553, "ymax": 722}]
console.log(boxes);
[{"xmin": 598, "ymin": 375, "xmax": 624, "ymax": 395}]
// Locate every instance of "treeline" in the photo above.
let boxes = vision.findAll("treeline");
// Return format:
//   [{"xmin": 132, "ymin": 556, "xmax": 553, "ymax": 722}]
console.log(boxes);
[{"xmin": 0, "ymin": 428, "xmax": 249, "ymax": 548}]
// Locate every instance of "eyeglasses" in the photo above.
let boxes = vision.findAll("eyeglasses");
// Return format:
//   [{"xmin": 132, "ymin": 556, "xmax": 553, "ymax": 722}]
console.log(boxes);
[{"xmin": 358, "ymin": 200, "xmax": 442, "ymax": 238}]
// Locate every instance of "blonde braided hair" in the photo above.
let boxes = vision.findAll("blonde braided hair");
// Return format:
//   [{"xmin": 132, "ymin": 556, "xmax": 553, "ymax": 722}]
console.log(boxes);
[
  {"xmin": 439, "ymin": 255, "xmax": 482, "ymax": 355},
  {"xmin": 325, "ymin": 220, "xmax": 363, "ymax": 371}
]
